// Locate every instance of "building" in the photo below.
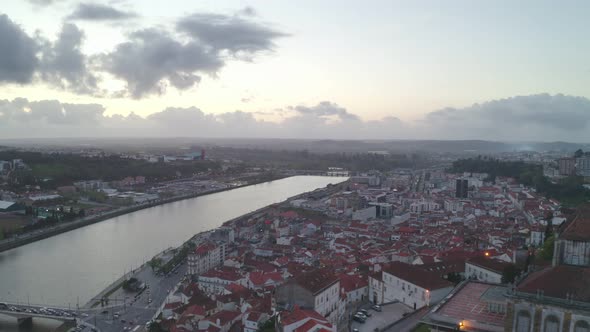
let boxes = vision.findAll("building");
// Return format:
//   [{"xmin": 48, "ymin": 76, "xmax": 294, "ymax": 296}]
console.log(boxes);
[
  {"xmin": 73, "ymin": 180, "xmax": 105, "ymax": 191},
  {"xmin": 465, "ymin": 257, "xmax": 510, "ymax": 284},
  {"xmin": 506, "ymin": 205, "xmax": 590, "ymax": 332},
  {"xmin": 369, "ymin": 262, "xmax": 454, "ymax": 309},
  {"xmin": 421, "ymin": 281, "xmax": 509, "ymax": 332},
  {"xmin": 577, "ymin": 157, "xmax": 590, "ymax": 177},
  {"xmin": 456, "ymin": 179, "xmax": 469, "ymax": 199},
  {"xmin": 275, "ymin": 268, "xmax": 341, "ymax": 327},
  {"xmin": 277, "ymin": 306, "xmax": 336, "ymax": 332},
  {"xmin": 369, "ymin": 202, "xmax": 394, "ymax": 218},
  {"xmin": 558, "ymin": 157, "xmax": 576, "ymax": 176},
  {"xmin": 187, "ymin": 242, "xmax": 226, "ymax": 275}
]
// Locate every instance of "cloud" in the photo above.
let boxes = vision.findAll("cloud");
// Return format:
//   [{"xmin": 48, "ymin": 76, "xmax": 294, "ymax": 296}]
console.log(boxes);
[
  {"xmin": 98, "ymin": 10, "xmax": 286, "ymax": 98},
  {"xmin": 1, "ymin": 94, "xmax": 589, "ymax": 141},
  {"xmin": 68, "ymin": 3, "xmax": 138, "ymax": 21},
  {"xmin": 422, "ymin": 94, "xmax": 590, "ymax": 141},
  {"xmin": 26, "ymin": 0, "xmax": 64, "ymax": 6},
  {"xmin": 0, "ymin": 9, "xmax": 285, "ymax": 98},
  {"xmin": 176, "ymin": 11, "xmax": 287, "ymax": 55},
  {"xmin": 99, "ymin": 28, "xmax": 222, "ymax": 98},
  {"xmin": 39, "ymin": 23, "xmax": 100, "ymax": 94},
  {"xmin": 0, "ymin": 14, "xmax": 39, "ymax": 84}
]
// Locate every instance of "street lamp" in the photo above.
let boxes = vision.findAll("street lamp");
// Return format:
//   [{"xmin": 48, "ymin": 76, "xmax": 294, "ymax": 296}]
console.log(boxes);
[{"xmin": 458, "ymin": 320, "xmax": 464, "ymax": 330}]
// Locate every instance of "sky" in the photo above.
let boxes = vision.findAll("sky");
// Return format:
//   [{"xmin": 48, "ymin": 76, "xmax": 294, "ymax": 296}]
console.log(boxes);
[{"xmin": 0, "ymin": 0, "xmax": 589, "ymax": 141}]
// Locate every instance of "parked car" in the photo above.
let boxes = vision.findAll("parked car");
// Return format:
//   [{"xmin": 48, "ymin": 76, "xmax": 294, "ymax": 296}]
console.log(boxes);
[
  {"xmin": 353, "ymin": 314, "xmax": 366, "ymax": 323},
  {"xmin": 360, "ymin": 309, "xmax": 372, "ymax": 317},
  {"xmin": 356, "ymin": 312, "xmax": 368, "ymax": 319},
  {"xmin": 371, "ymin": 304, "xmax": 382, "ymax": 312}
]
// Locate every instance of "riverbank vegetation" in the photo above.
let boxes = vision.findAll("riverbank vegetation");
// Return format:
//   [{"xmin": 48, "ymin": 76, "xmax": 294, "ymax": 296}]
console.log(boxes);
[
  {"xmin": 449, "ymin": 158, "xmax": 590, "ymax": 206},
  {"xmin": 1, "ymin": 150, "xmax": 220, "ymax": 190}
]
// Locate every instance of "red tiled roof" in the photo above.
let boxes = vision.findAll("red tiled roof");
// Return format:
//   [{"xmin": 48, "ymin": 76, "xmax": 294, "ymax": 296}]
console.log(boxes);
[
  {"xmin": 280, "ymin": 307, "xmax": 329, "ymax": 326},
  {"xmin": 383, "ymin": 262, "xmax": 453, "ymax": 290},
  {"xmin": 517, "ymin": 265, "xmax": 590, "ymax": 301},
  {"xmin": 560, "ymin": 206, "xmax": 590, "ymax": 241},
  {"xmin": 293, "ymin": 268, "xmax": 339, "ymax": 295},
  {"xmin": 467, "ymin": 257, "xmax": 510, "ymax": 274}
]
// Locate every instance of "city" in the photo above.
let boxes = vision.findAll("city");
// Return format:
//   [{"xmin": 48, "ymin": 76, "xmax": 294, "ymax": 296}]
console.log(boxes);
[{"xmin": 1, "ymin": 1, "xmax": 590, "ymax": 332}]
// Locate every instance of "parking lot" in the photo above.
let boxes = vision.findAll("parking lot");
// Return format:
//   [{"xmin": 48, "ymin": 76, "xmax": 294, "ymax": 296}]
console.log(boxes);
[{"xmin": 351, "ymin": 302, "xmax": 413, "ymax": 332}]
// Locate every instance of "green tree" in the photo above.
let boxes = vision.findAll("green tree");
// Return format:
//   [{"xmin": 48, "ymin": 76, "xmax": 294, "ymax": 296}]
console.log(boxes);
[
  {"xmin": 540, "ymin": 236, "xmax": 555, "ymax": 261},
  {"xmin": 501, "ymin": 264, "xmax": 521, "ymax": 284}
]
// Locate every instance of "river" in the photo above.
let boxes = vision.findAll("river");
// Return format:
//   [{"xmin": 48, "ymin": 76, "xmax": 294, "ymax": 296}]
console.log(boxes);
[{"xmin": 0, "ymin": 176, "xmax": 345, "ymax": 307}]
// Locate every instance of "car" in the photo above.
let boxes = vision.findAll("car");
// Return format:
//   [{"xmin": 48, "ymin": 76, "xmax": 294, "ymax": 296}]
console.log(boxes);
[
  {"xmin": 356, "ymin": 312, "xmax": 367, "ymax": 319},
  {"xmin": 360, "ymin": 309, "xmax": 372, "ymax": 317},
  {"xmin": 101, "ymin": 310, "xmax": 109, "ymax": 314},
  {"xmin": 121, "ymin": 319, "xmax": 126, "ymax": 323},
  {"xmin": 352, "ymin": 314, "xmax": 366, "ymax": 323},
  {"xmin": 371, "ymin": 304, "xmax": 382, "ymax": 312},
  {"xmin": 353, "ymin": 329, "xmax": 360, "ymax": 332}
]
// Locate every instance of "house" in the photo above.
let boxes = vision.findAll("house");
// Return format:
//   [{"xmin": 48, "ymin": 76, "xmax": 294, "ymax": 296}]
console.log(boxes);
[
  {"xmin": 339, "ymin": 274, "xmax": 368, "ymax": 304},
  {"xmin": 243, "ymin": 311, "xmax": 269, "ymax": 332},
  {"xmin": 198, "ymin": 310, "xmax": 241, "ymax": 332},
  {"xmin": 370, "ymin": 262, "xmax": 454, "ymax": 309},
  {"xmin": 198, "ymin": 268, "xmax": 246, "ymax": 295},
  {"xmin": 277, "ymin": 306, "xmax": 336, "ymax": 332},
  {"xmin": 465, "ymin": 257, "xmax": 510, "ymax": 284},
  {"xmin": 275, "ymin": 268, "xmax": 341, "ymax": 327},
  {"xmin": 188, "ymin": 242, "xmax": 226, "ymax": 275}
]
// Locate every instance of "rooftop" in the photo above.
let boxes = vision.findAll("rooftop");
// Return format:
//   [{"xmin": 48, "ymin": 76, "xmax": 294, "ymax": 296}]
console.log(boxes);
[
  {"xmin": 383, "ymin": 262, "xmax": 453, "ymax": 290},
  {"xmin": 560, "ymin": 205, "xmax": 590, "ymax": 241},
  {"xmin": 516, "ymin": 265, "xmax": 590, "ymax": 302},
  {"xmin": 435, "ymin": 282, "xmax": 507, "ymax": 327},
  {"xmin": 293, "ymin": 268, "xmax": 339, "ymax": 295}
]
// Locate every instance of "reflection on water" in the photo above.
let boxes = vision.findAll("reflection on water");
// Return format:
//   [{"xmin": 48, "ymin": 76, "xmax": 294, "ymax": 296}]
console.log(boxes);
[
  {"xmin": 0, "ymin": 176, "xmax": 345, "ymax": 307},
  {"xmin": 0, "ymin": 315, "xmax": 67, "ymax": 332}
]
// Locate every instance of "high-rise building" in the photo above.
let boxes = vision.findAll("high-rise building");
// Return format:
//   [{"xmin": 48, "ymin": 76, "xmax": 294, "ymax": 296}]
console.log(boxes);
[
  {"xmin": 455, "ymin": 179, "xmax": 469, "ymax": 198},
  {"xmin": 576, "ymin": 156, "xmax": 590, "ymax": 177},
  {"xmin": 558, "ymin": 157, "xmax": 576, "ymax": 176}
]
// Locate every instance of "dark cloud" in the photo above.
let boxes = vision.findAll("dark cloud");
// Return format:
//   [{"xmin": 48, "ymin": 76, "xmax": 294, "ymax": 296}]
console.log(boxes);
[
  {"xmin": 2, "ymin": 93, "xmax": 588, "ymax": 141},
  {"xmin": 99, "ymin": 29, "xmax": 223, "ymax": 98},
  {"xmin": 0, "ymin": 14, "xmax": 39, "ymax": 84},
  {"xmin": 39, "ymin": 24, "xmax": 100, "ymax": 94},
  {"xmin": 99, "ymin": 9, "xmax": 286, "ymax": 98},
  {"xmin": 0, "ymin": 9, "xmax": 286, "ymax": 98},
  {"xmin": 291, "ymin": 101, "xmax": 360, "ymax": 122},
  {"xmin": 68, "ymin": 3, "xmax": 138, "ymax": 21},
  {"xmin": 177, "ymin": 12, "xmax": 287, "ymax": 55},
  {"xmin": 422, "ymin": 94, "xmax": 590, "ymax": 141}
]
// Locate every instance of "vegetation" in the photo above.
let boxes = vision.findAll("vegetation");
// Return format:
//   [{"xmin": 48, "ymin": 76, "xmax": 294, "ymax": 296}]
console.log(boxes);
[
  {"xmin": 147, "ymin": 257, "xmax": 163, "ymax": 271},
  {"xmin": 215, "ymin": 147, "xmax": 431, "ymax": 172},
  {"xmin": 450, "ymin": 157, "xmax": 590, "ymax": 206},
  {"xmin": 539, "ymin": 236, "xmax": 555, "ymax": 261},
  {"xmin": 501, "ymin": 264, "xmax": 522, "ymax": 284},
  {"xmin": 1, "ymin": 150, "xmax": 220, "ymax": 190},
  {"xmin": 411, "ymin": 324, "xmax": 431, "ymax": 332},
  {"xmin": 258, "ymin": 316, "xmax": 275, "ymax": 332}
]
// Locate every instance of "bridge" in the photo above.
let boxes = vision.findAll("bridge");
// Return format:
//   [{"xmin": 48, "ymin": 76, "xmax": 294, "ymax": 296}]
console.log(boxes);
[{"xmin": 0, "ymin": 302, "xmax": 78, "ymax": 329}]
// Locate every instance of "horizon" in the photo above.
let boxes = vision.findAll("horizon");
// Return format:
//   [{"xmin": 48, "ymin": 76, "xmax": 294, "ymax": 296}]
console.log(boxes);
[{"xmin": 1, "ymin": 1, "xmax": 590, "ymax": 141}]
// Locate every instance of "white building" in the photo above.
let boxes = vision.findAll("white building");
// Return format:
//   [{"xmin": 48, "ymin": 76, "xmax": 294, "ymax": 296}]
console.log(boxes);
[
  {"xmin": 187, "ymin": 242, "xmax": 226, "ymax": 275},
  {"xmin": 465, "ymin": 257, "xmax": 508, "ymax": 284},
  {"xmin": 369, "ymin": 262, "xmax": 453, "ymax": 309},
  {"xmin": 276, "ymin": 269, "xmax": 341, "ymax": 327}
]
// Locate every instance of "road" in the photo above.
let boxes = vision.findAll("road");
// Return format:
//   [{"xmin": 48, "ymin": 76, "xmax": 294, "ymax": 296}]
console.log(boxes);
[{"xmin": 81, "ymin": 264, "xmax": 187, "ymax": 332}]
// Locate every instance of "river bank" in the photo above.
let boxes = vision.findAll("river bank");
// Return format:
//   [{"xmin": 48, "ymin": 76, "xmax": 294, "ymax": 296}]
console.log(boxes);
[{"xmin": 0, "ymin": 175, "xmax": 288, "ymax": 253}]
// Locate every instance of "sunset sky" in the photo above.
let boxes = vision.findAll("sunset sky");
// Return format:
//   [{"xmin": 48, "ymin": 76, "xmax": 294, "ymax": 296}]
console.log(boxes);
[{"xmin": 1, "ymin": 0, "xmax": 589, "ymax": 140}]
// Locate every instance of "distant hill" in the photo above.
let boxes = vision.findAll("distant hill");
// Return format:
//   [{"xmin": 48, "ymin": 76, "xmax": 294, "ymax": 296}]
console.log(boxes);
[{"xmin": 0, "ymin": 137, "xmax": 588, "ymax": 154}]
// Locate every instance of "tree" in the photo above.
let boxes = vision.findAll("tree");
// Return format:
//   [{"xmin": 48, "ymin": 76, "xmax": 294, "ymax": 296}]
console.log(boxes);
[
  {"xmin": 501, "ymin": 264, "xmax": 521, "ymax": 284},
  {"xmin": 540, "ymin": 236, "xmax": 555, "ymax": 261},
  {"xmin": 574, "ymin": 149, "xmax": 584, "ymax": 158}
]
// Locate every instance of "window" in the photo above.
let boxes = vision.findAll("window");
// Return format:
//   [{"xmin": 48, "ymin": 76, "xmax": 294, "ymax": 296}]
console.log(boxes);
[
  {"xmin": 544, "ymin": 315, "xmax": 560, "ymax": 332},
  {"xmin": 516, "ymin": 310, "xmax": 531, "ymax": 332}
]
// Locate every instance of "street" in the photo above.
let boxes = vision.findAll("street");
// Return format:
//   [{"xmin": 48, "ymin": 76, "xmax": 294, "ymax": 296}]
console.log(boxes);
[{"xmin": 79, "ymin": 263, "xmax": 187, "ymax": 332}]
